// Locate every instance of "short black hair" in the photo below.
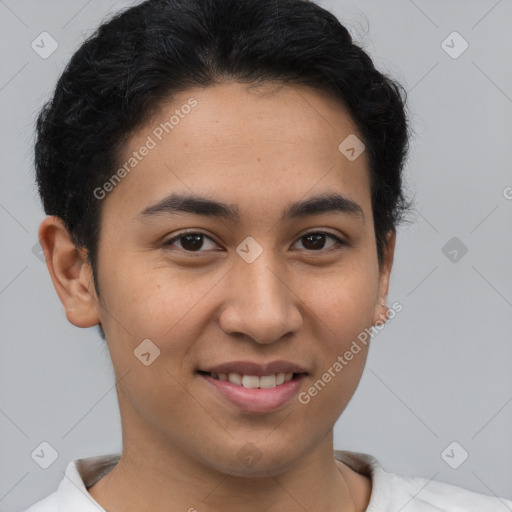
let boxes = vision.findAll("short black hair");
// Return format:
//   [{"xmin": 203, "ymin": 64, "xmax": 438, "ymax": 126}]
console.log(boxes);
[{"xmin": 34, "ymin": 0, "xmax": 413, "ymax": 338}]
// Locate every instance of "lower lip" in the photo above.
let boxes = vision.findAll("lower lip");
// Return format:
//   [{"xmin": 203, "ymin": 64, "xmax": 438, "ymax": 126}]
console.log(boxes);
[{"xmin": 199, "ymin": 373, "xmax": 307, "ymax": 413}]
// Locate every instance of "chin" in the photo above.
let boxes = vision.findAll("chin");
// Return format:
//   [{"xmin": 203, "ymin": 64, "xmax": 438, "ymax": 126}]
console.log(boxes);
[{"xmin": 197, "ymin": 438, "xmax": 308, "ymax": 478}]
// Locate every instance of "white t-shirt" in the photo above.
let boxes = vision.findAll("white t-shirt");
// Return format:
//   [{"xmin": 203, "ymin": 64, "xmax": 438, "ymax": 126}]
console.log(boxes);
[{"xmin": 22, "ymin": 450, "xmax": 512, "ymax": 511}]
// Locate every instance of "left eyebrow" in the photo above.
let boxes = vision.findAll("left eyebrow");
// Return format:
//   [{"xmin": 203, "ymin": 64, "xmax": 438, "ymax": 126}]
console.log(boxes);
[{"xmin": 137, "ymin": 191, "xmax": 365, "ymax": 223}]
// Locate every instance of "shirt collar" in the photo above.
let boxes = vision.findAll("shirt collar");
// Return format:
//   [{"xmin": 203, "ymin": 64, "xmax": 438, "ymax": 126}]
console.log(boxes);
[
  {"xmin": 57, "ymin": 453, "xmax": 120, "ymax": 511},
  {"xmin": 334, "ymin": 449, "xmax": 390, "ymax": 511}
]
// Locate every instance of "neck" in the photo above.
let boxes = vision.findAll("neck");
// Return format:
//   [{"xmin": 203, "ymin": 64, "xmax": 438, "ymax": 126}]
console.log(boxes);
[{"xmin": 88, "ymin": 436, "xmax": 362, "ymax": 512}]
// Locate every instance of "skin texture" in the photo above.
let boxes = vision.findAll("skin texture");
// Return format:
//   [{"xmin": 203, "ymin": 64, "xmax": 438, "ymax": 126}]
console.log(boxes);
[{"xmin": 39, "ymin": 81, "xmax": 395, "ymax": 512}]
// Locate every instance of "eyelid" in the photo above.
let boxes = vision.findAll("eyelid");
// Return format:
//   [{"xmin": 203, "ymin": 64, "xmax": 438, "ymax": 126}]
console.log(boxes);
[
  {"xmin": 162, "ymin": 229, "xmax": 346, "ymax": 254},
  {"xmin": 293, "ymin": 230, "xmax": 346, "ymax": 252},
  {"xmin": 163, "ymin": 230, "xmax": 219, "ymax": 251}
]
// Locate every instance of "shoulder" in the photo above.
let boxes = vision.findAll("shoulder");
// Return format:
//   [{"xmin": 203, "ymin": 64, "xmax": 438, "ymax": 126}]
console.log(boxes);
[
  {"xmin": 335, "ymin": 450, "xmax": 512, "ymax": 512},
  {"xmin": 380, "ymin": 470, "xmax": 512, "ymax": 511},
  {"xmin": 20, "ymin": 491, "xmax": 58, "ymax": 512}
]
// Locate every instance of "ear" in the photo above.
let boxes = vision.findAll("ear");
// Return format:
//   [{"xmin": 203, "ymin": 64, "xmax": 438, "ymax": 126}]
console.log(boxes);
[
  {"xmin": 38, "ymin": 216, "xmax": 101, "ymax": 328},
  {"xmin": 372, "ymin": 230, "xmax": 396, "ymax": 326}
]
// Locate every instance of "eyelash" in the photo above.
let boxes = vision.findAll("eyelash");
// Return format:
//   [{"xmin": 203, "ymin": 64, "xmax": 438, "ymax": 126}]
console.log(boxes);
[{"xmin": 162, "ymin": 230, "xmax": 346, "ymax": 255}]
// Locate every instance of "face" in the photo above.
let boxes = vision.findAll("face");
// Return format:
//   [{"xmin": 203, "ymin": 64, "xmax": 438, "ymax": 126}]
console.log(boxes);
[{"xmin": 47, "ymin": 81, "xmax": 394, "ymax": 476}]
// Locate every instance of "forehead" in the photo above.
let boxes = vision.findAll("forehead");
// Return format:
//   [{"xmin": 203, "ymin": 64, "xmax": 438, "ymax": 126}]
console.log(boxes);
[{"xmin": 104, "ymin": 81, "xmax": 372, "ymax": 221}]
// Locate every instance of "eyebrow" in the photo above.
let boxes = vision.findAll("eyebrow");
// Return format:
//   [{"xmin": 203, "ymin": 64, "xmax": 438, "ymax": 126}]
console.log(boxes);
[{"xmin": 137, "ymin": 191, "xmax": 365, "ymax": 223}]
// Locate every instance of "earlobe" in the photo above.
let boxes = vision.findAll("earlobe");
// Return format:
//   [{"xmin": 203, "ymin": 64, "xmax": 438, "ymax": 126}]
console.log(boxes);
[{"xmin": 38, "ymin": 216, "xmax": 101, "ymax": 328}]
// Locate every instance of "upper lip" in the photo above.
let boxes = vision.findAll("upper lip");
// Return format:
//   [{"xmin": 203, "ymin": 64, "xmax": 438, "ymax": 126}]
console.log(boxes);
[{"xmin": 199, "ymin": 360, "xmax": 308, "ymax": 376}]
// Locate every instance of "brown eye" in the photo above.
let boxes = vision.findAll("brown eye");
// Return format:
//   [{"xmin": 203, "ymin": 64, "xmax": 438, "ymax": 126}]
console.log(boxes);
[
  {"xmin": 162, "ymin": 230, "xmax": 345, "ymax": 255},
  {"xmin": 163, "ymin": 232, "xmax": 218, "ymax": 253},
  {"xmin": 294, "ymin": 232, "xmax": 344, "ymax": 252}
]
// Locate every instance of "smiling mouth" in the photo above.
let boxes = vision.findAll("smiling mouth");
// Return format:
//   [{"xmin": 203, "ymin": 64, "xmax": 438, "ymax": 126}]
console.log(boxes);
[{"xmin": 197, "ymin": 370, "xmax": 305, "ymax": 389}]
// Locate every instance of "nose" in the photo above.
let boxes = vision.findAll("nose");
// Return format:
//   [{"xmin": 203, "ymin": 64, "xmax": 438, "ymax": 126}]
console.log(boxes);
[{"xmin": 218, "ymin": 249, "xmax": 303, "ymax": 344}]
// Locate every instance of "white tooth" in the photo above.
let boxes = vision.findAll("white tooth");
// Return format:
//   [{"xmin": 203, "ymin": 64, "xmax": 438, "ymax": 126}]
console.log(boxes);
[
  {"xmin": 224, "ymin": 373, "xmax": 292, "ymax": 387},
  {"xmin": 259, "ymin": 374, "xmax": 277, "ymax": 388},
  {"xmin": 242, "ymin": 375, "xmax": 260, "ymax": 389},
  {"xmin": 228, "ymin": 373, "xmax": 242, "ymax": 385}
]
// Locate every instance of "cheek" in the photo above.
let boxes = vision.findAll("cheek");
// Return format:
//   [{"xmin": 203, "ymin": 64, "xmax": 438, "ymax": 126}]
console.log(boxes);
[
  {"xmin": 100, "ymin": 255, "xmax": 176, "ymax": 330},
  {"xmin": 99, "ymin": 259, "xmax": 217, "ymax": 367},
  {"xmin": 292, "ymin": 268, "xmax": 375, "ymax": 400},
  {"xmin": 297, "ymin": 342, "xmax": 369, "ymax": 431},
  {"xmin": 100, "ymin": 266, "xmax": 200, "ymax": 420},
  {"xmin": 302, "ymin": 264, "xmax": 379, "ymax": 340}
]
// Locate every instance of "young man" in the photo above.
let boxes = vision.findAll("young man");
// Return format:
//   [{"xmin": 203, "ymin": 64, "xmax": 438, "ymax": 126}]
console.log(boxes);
[{"xmin": 26, "ymin": 0, "xmax": 512, "ymax": 510}]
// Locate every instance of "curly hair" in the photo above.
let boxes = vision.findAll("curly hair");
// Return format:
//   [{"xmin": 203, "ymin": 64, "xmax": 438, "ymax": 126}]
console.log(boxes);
[{"xmin": 34, "ymin": 0, "xmax": 413, "ymax": 326}]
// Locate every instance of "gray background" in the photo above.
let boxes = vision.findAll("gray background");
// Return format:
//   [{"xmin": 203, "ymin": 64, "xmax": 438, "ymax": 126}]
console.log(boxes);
[{"xmin": 1, "ymin": 0, "xmax": 511, "ymax": 510}]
